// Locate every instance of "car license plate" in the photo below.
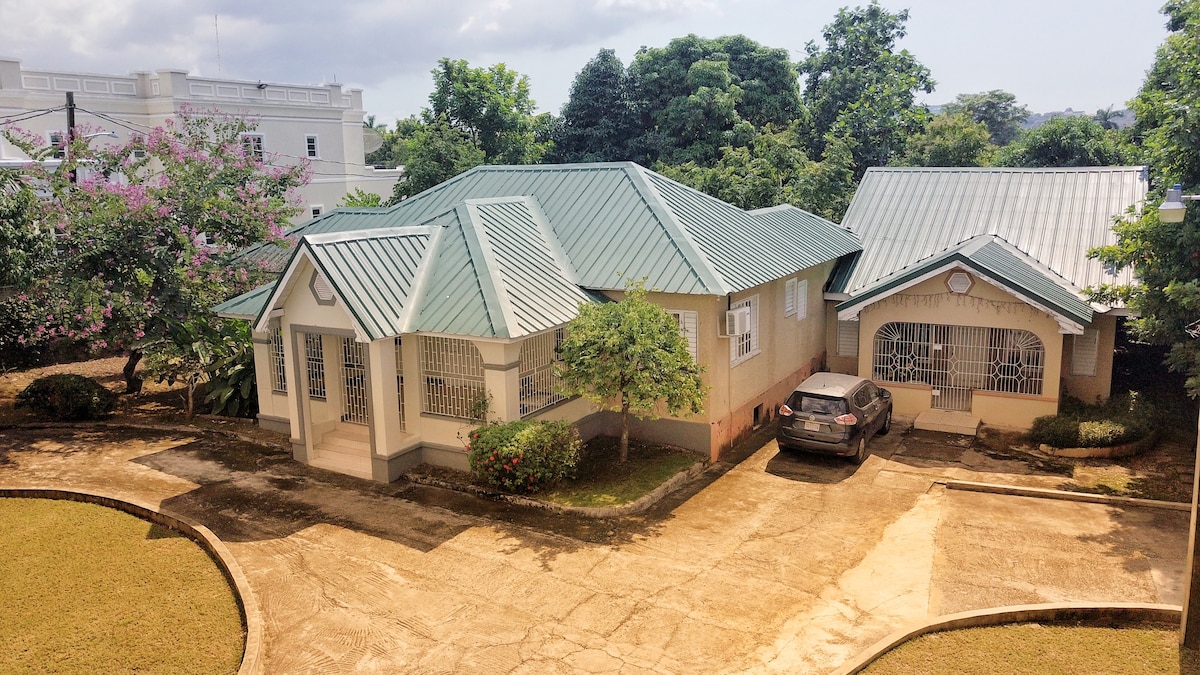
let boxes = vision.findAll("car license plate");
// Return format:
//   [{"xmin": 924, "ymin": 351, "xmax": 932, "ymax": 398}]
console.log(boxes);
[{"xmin": 803, "ymin": 421, "xmax": 821, "ymax": 432}]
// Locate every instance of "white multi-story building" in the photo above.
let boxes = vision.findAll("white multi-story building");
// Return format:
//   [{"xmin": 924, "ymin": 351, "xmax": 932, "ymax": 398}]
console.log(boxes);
[{"xmin": 0, "ymin": 58, "xmax": 401, "ymax": 221}]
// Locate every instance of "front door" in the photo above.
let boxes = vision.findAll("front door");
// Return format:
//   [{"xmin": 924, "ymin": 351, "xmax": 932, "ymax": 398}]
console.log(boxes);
[{"xmin": 340, "ymin": 338, "xmax": 368, "ymax": 425}]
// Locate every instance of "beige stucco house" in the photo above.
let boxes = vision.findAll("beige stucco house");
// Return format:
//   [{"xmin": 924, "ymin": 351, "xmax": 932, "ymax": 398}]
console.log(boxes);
[
  {"xmin": 216, "ymin": 163, "xmax": 860, "ymax": 482},
  {"xmin": 825, "ymin": 166, "xmax": 1147, "ymax": 431}
]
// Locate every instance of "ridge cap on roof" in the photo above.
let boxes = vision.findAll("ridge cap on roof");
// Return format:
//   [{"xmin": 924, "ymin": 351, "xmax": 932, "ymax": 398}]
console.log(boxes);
[
  {"xmin": 865, "ymin": 165, "xmax": 1149, "ymax": 175},
  {"xmin": 301, "ymin": 225, "xmax": 436, "ymax": 245}
]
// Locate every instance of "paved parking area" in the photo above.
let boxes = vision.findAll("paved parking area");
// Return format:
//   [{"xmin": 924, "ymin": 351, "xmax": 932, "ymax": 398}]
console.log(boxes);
[{"xmin": 0, "ymin": 424, "xmax": 1188, "ymax": 673}]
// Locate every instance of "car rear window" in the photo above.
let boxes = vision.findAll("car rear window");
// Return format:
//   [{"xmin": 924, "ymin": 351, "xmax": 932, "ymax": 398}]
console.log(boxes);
[{"xmin": 786, "ymin": 393, "xmax": 848, "ymax": 416}]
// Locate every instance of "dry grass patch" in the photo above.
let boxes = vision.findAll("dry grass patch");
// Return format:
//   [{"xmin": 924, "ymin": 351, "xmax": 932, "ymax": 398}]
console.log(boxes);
[
  {"xmin": 864, "ymin": 621, "xmax": 1197, "ymax": 674},
  {"xmin": 0, "ymin": 498, "xmax": 244, "ymax": 674}
]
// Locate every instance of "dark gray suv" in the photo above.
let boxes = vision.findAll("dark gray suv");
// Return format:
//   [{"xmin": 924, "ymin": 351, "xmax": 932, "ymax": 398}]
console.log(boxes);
[{"xmin": 776, "ymin": 373, "xmax": 892, "ymax": 464}]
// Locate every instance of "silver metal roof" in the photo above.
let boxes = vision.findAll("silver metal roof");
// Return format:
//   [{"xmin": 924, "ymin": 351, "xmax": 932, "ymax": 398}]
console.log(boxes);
[{"xmin": 831, "ymin": 167, "xmax": 1148, "ymax": 303}]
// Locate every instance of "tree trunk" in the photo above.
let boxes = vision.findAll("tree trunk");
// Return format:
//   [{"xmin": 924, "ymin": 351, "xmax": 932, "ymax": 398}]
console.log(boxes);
[
  {"xmin": 185, "ymin": 380, "xmax": 196, "ymax": 418},
  {"xmin": 619, "ymin": 399, "xmax": 630, "ymax": 464},
  {"xmin": 122, "ymin": 350, "xmax": 143, "ymax": 394}
]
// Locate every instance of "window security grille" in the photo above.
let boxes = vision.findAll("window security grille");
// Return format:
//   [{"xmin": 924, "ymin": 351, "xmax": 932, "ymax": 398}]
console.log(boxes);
[
  {"xmin": 305, "ymin": 334, "xmax": 326, "ymax": 399},
  {"xmin": 729, "ymin": 296, "xmax": 759, "ymax": 365},
  {"xmin": 269, "ymin": 324, "xmax": 287, "ymax": 393},
  {"xmin": 394, "ymin": 337, "xmax": 406, "ymax": 431},
  {"xmin": 873, "ymin": 322, "xmax": 1044, "ymax": 411},
  {"xmin": 340, "ymin": 338, "xmax": 369, "ymax": 424},
  {"xmin": 420, "ymin": 336, "xmax": 486, "ymax": 419},
  {"xmin": 518, "ymin": 329, "xmax": 567, "ymax": 416}
]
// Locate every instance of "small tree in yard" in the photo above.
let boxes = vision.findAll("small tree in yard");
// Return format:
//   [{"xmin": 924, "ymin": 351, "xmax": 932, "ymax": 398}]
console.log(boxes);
[{"xmin": 556, "ymin": 281, "xmax": 707, "ymax": 463}]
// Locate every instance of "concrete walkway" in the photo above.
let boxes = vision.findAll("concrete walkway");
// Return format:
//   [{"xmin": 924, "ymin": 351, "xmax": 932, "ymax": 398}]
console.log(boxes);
[{"xmin": 0, "ymin": 424, "xmax": 1187, "ymax": 674}]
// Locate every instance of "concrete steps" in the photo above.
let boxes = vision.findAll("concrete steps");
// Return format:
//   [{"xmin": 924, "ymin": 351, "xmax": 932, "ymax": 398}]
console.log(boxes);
[
  {"xmin": 311, "ymin": 423, "xmax": 372, "ymax": 480},
  {"xmin": 914, "ymin": 410, "xmax": 980, "ymax": 436}
]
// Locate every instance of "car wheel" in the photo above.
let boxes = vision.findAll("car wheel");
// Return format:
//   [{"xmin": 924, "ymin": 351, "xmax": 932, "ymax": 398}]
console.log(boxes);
[
  {"xmin": 878, "ymin": 408, "xmax": 892, "ymax": 435},
  {"xmin": 852, "ymin": 435, "xmax": 868, "ymax": 464}
]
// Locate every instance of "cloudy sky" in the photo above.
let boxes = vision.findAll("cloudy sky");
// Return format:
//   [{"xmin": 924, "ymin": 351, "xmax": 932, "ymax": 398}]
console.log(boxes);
[{"xmin": 0, "ymin": 0, "xmax": 1169, "ymax": 125}]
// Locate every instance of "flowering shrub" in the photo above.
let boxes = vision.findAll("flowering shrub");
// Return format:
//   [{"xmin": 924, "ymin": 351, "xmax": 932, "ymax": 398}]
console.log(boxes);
[
  {"xmin": 16, "ymin": 374, "xmax": 117, "ymax": 421},
  {"xmin": 467, "ymin": 421, "xmax": 581, "ymax": 493}
]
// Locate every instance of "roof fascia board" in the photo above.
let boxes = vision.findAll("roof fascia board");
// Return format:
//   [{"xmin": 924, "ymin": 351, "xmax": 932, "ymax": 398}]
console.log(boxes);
[
  {"xmin": 253, "ymin": 242, "xmax": 372, "ymax": 342},
  {"xmin": 625, "ymin": 166, "xmax": 731, "ymax": 295},
  {"xmin": 837, "ymin": 258, "xmax": 1088, "ymax": 334},
  {"xmin": 302, "ymin": 225, "xmax": 435, "ymax": 246}
]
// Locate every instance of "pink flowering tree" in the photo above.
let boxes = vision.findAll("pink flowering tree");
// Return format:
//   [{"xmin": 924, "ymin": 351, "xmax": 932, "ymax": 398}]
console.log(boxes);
[{"xmin": 4, "ymin": 108, "xmax": 309, "ymax": 395}]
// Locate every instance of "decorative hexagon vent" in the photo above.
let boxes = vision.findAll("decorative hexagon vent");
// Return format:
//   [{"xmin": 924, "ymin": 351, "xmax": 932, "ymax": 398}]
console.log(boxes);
[
  {"xmin": 946, "ymin": 271, "xmax": 973, "ymax": 294},
  {"xmin": 311, "ymin": 271, "xmax": 335, "ymax": 304}
]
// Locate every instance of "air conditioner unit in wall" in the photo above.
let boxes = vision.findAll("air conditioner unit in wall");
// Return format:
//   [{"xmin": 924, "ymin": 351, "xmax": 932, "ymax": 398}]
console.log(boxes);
[{"xmin": 725, "ymin": 307, "xmax": 751, "ymax": 336}]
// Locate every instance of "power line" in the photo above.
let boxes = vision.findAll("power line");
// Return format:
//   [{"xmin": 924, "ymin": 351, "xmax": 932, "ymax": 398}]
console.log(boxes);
[{"xmin": 0, "ymin": 106, "xmax": 65, "ymax": 124}]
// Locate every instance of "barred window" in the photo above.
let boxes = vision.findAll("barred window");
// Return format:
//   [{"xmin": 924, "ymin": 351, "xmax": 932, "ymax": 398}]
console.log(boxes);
[
  {"xmin": 519, "ymin": 329, "xmax": 567, "ymax": 416},
  {"xmin": 872, "ymin": 322, "xmax": 1044, "ymax": 396},
  {"xmin": 420, "ymin": 336, "xmax": 486, "ymax": 419},
  {"xmin": 395, "ymin": 337, "xmax": 406, "ymax": 431},
  {"xmin": 269, "ymin": 323, "xmax": 287, "ymax": 393},
  {"xmin": 305, "ymin": 334, "xmax": 326, "ymax": 399}
]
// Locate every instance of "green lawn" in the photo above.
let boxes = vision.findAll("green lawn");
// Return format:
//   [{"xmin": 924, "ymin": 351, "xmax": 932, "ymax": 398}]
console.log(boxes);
[
  {"xmin": 864, "ymin": 621, "xmax": 1198, "ymax": 675},
  {"xmin": 0, "ymin": 498, "xmax": 245, "ymax": 674},
  {"xmin": 540, "ymin": 437, "xmax": 701, "ymax": 508}
]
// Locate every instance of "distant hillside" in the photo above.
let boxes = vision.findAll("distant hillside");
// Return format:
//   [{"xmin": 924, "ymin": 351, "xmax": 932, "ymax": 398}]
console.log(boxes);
[{"xmin": 1023, "ymin": 108, "xmax": 1135, "ymax": 130}]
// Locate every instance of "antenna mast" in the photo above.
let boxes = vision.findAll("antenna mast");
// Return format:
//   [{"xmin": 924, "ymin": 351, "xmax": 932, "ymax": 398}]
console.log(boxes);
[{"xmin": 214, "ymin": 14, "xmax": 222, "ymax": 74}]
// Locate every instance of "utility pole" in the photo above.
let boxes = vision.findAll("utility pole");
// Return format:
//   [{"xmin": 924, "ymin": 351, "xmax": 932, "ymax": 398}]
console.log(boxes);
[{"xmin": 65, "ymin": 91, "xmax": 76, "ymax": 183}]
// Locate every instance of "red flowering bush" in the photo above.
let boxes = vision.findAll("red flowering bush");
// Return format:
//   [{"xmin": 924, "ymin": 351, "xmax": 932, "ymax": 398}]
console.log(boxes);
[{"xmin": 467, "ymin": 420, "xmax": 581, "ymax": 493}]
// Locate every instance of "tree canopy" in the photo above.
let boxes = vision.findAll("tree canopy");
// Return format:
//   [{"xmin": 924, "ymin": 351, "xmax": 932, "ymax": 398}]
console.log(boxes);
[
  {"xmin": 1091, "ymin": 0, "xmax": 1200, "ymax": 395},
  {"xmin": 942, "ymin": 90, "xmax": 1029, "ymax": 146},
  {"xmin": 548, "ymin": 49, "xmax": 637, "ymax": 164},
  {"xmin": 994, "ymin": 116, "xmax": 1133, "ymax": 167},
  {"xmin": 798, "ymin": 2, "xmax": 935, "ymax": 176},
  {"xmin": 896, "ymin": 113, "xmax": 995, "ymax": 167},
  {"xmin": 556, "ymin": 282, "xmax": 707, "ymax": 463}
]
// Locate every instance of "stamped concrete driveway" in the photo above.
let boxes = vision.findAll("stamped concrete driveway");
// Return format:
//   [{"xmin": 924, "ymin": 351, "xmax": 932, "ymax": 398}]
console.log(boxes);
[{"xmin": 0, "ymin": 424, "xmax": 1188, "ymax": 674}]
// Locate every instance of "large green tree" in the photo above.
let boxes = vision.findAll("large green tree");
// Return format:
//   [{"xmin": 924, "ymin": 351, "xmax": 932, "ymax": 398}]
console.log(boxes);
[
  {"xmin": 798, "ymin": 2, "xmax": 935, "ymax": 176},
  {"xmin": 548, "ymin": 49, "xmax": 637, "ymax": 163},
  {"xmin": 556, "ymin": 282, "xmax": 707, "ymax": 463},
  {"xmin": 994, "ymin": 116, "xmax": 1133, "ymax": 167},
  {"xmin": 626, "ymin": 34, "xmax": 800, "ymax": 165},
  {"xmin": 427, "ymin": 58, "xmax": 548, "ymax": 165},
  {"xmin": 942, "ymin": 90, "xmax": 1029, "ymax": 146},
  {"xmin": 389, "ymin": 59, "xmax": 547, "ymax": 203},
  {"xmin": 657, "ymin": 124, "xmax": 856, "ymax": 221},
  {"xmin": 896, "ymin": 113, "xmax": 995, "ymax": 167},
  {"xmin": 1091, "ymin": 0, "xmax": 1200, "ymax": 395},
  {"xmin": 0, "ymin": 168, "xmax": 52, "ymax": 288}
]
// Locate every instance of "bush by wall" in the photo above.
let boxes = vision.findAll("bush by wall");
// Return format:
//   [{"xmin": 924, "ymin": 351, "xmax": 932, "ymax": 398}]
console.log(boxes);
[
  {"xmin": 1030, "ymin": 393, "xmax": 1157, "ymax": 449},
  {"xmin": 467, "ymin": 420, "xmax": 581, "ymax": 493},
  {"xmin": 15, "ymin": 374, "xmax": 118, "ymax": 421}
]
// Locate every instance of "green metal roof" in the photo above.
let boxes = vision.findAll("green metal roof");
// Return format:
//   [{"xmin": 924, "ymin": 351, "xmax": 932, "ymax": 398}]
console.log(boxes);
[
  {"xmin": 240, "ymin": 162, "xmax": 860, "ymax": 295},
  {"xmin": 836, "ymin": 234, "xmax": 1095, "ymax": 333},
  {"xmin": 213, "ymin": 282, "xmax": 275, "ymax": 320},
  {"xmin": 831, "ymin": 167, "xmax": 1147, "ymax": 303}
]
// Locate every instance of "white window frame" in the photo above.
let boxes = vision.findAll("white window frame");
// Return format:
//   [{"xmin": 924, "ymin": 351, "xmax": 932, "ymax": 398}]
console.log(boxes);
[
  {"xmin": 794, "ymin": 279, "xmax": 808, "ymax": 320},
  {"xmin": 1071, "ymin": 328, "xmax": 1100, "ymax": 377},
  {"xmin": 310, "ymin": 204, "xmax": 324, "ymax": 219},
  {"xmin": 305, "ymin": 134, "xmax": 319, "ymax": 158},
  {"xmin": 729, "ymin": 295, "xmax": 759, "ymax": 366},
  {"xmin": 667, "ymin": 310, "xmax": 699, "ymax": 363},
  {"xmin": 241, "ymin": 133, "xmax": 264, "ymax": 160},
  {"xmin": 784, "ymin": 278, "xmax": 797, "ymax": 317}
]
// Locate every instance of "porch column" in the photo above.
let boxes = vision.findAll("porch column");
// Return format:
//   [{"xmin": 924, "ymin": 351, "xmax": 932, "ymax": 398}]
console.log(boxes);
[
  {"xmin": 475, "ymin": 341, "xmax": 523, "ymax": 423},
  {"xmin": 367, "ymin": 338, "xmax": 402, "ymax": 480}
]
